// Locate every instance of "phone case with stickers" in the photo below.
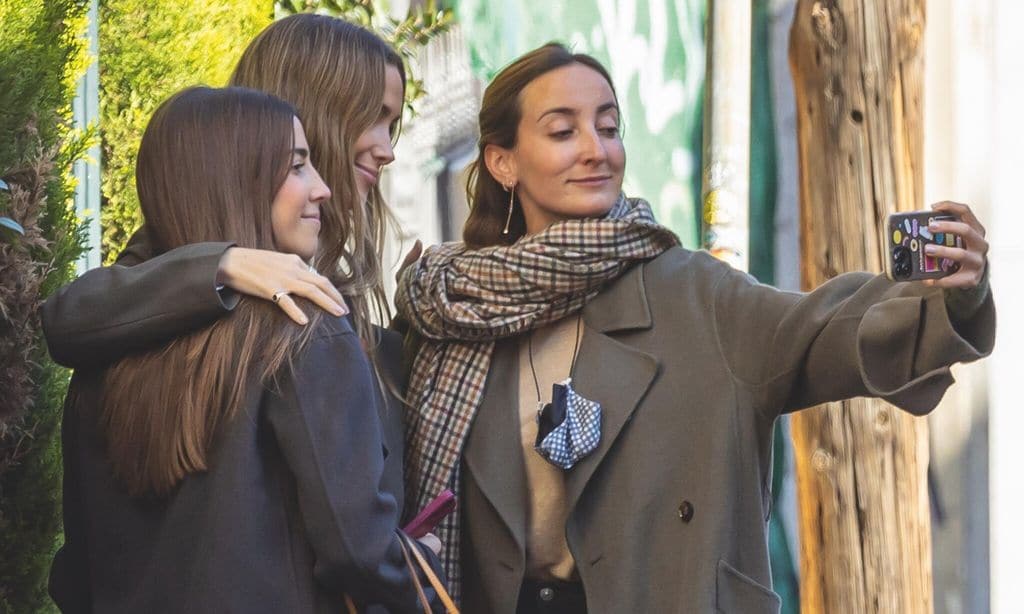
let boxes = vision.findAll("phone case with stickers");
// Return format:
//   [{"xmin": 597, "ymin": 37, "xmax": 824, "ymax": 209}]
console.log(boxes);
[{"xmin": 884, "ymin": 211, "xmax": 963, "ymax": 281}]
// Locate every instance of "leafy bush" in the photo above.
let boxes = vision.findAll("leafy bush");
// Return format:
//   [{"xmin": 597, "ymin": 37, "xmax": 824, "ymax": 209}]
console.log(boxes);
[
  {"xmin": 0, "ymin": 1, "xmax": 91, "ymax": 611},
  {"xmin": 98, "ymin": 0, "xmax": 272, "ymax": 261}
]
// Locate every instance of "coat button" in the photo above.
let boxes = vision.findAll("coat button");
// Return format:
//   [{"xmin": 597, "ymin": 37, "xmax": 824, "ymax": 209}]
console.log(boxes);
[
  {"xmin": 539, "ymin": 587, "xmax": 555, "ymax": 601},
  {"xmin": 678, "ymin": 500, "xmax": 694, "ymax": 523}
]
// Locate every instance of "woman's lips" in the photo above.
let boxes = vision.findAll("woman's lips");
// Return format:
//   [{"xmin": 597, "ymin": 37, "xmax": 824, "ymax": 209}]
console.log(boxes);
[
  {"xmin": 355, "ymin": 163, "xmax": 379, "ymax": 186},
  {"xmin": 568, "ymin": 175, "xmax": 612, "ymax": 187}
]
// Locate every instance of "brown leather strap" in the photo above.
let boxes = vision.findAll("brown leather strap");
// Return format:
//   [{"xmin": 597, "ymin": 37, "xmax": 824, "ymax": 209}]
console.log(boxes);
[
  {"xmin": 343, "ymin": 533, "xmax": 435, "ymax": 614},
  {"xmin": 398, "ymin": 534, "xmax": 434, "ymax": 613},
  {"xmin": 400, "ymin": 532, "xmax": 459, "ymax": 613}
]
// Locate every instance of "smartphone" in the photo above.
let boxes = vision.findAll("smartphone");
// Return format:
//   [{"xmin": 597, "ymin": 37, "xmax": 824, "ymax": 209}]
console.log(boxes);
[
  {"xmin": 402, "ymin": 489, "xmax": 456, "ymax": 539},
  {"xmin": 884, "ymin": 211, "xmax": 962, "ymax": 281}
]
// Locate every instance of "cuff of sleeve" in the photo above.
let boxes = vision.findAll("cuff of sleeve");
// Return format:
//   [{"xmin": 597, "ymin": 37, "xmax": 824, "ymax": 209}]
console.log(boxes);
[
  {"xmin": 202, "ymin": 242, "xmax": 238, "ymax": 310},
  {"xmin": 944, "ymin": 264, "xmax": 991, "ymax": 322},
  {"xmin": 215, "ymin": 284, "xmax": 240, "ymax": 310},
  {"xmin": 857, "ymin": 284, "xmax": 995, "ymax": 415}
]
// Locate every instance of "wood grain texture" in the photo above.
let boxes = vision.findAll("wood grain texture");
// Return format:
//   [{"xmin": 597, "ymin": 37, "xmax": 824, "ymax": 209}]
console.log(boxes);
[{"xmin": 788, "ymin": 1, "xmax": 932, "ymax": 612}]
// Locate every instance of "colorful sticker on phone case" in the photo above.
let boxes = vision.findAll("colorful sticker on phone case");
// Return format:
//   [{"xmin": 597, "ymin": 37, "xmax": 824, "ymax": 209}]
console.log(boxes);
[
  {"xmin": 893, "ymin": 229, "xmax": 902, "ymax": 245},
  {"xmin": 904, "ymin": 219, "xmax": 912, "ymax": 234},
  {"xmin": 912, "ymin": 218, "xmax": 919, "ymax": 237},
  {"xmin": 910, "ymin": 238, "xmax": 919, "ymax": 252},
  {"xmin": 919, "ymin": 226, "xmax": 933, "ymax": 241}
]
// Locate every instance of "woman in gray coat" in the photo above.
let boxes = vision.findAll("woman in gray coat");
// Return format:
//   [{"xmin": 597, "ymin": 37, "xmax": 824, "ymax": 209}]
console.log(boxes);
[{"xmin": 392, "ymin": 44, "xmax": 994, "ymax": 614}]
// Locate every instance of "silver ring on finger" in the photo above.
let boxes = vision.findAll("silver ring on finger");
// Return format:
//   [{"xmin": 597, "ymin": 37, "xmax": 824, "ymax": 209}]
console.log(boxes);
[{"xmin": 271, "ymin": 290, "xmax": 290, "ymax": 303}]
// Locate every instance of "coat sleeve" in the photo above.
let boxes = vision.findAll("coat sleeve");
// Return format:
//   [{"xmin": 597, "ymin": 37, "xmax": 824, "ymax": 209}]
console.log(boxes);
[
  {"xmin": 265, "ymin": 319, "xmax": 445, "ymax": 612},
  {"xmin": 710, "ymin": 261, "xmax": 995, "ymax": 417},
  {"xmin": 41, "ymin": 228, "xmax": 238, "ymax": 368}
]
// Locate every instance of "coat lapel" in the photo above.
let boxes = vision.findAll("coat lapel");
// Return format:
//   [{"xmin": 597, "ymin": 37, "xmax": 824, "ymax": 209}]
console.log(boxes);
[
  {"xmin": 461, "ymin": 261, "xmax": 660, "ymax": 550},
  {"xmin": 565, "ymin": 262, "xmax": 659, "ymax": 512},
  {"xmin": 462, "ymin": 338, "xmax": 528, "ymax": 552}
]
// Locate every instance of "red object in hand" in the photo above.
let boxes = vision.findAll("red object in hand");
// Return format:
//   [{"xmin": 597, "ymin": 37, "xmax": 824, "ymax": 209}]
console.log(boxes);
[{"xmin": 403, "ymin": 489, "xmax": 456, "ymax": 539}]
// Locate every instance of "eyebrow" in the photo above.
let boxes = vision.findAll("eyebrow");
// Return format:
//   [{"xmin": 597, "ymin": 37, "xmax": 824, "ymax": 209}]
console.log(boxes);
[
  {"xmin": 537, "ymin": 102, "xmax": 619, "ymax": 122},
  {"xmin": 292, "ymin": 148, "xmax": 309, "ymax": 159}
]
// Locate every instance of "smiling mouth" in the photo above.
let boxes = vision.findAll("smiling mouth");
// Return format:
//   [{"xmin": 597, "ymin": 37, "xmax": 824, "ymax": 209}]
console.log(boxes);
[
  {"xmin": 569, "ymin": 176, "xmax": 612, "ymax": 185},
  {"xmin": 355, "ymin": 163, "xmax": 379, "ymax": 185}
]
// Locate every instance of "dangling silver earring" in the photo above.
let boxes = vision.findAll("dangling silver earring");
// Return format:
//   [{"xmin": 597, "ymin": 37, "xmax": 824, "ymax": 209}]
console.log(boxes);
[{"xmin": 502, "ymin": 182, "xmax": 516, "ymax": 235}]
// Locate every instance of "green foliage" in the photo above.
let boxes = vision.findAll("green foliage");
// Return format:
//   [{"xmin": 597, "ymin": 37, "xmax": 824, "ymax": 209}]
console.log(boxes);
[
  {"xmin": 0, "ymin": 1, "xmax": 91, "ymax": 611},
  {"xmin": 275, "ymin": 0, "xmax": 455, "ymax": 115},
  {"xmin": 98, "ymin": 0, "xmax": 273, "ymax": 261}
]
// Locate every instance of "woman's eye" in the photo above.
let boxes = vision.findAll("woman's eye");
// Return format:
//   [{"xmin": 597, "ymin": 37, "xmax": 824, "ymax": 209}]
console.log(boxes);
[
  {"xmin": 599, "ymin": 126, "xmax": 620, "ymax": 137},
  {"xmin": 549, "ymin": 129, "xmax": 573, "ymax": 139},
  {"xmin": 291, "ymin": 162, "xmax": 306, "ymax": 173}
]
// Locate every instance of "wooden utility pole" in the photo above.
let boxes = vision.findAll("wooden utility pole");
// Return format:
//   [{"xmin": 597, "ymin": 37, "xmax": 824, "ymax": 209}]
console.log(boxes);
[{"xmin": 789, "ymin": 1, "xmax": 931, "ymax": 613}]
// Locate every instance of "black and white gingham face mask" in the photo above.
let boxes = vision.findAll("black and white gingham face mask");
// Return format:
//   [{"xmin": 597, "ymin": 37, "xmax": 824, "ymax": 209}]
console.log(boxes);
[{"xmin": 534, "ymin": 377, "xmax": 602, "ymax": 470}]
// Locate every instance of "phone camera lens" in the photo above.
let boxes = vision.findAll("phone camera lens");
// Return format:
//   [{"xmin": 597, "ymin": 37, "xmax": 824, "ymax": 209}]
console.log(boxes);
[{"xmin": 892, "ymin": 247, "xmax": 912, "ymax": 279}]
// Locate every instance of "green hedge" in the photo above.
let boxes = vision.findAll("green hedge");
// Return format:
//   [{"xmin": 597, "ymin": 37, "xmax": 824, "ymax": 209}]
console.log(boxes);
[
  {"xmin": 98, "ymin": 0, "xmax": 272, "ymax": 261},
  {"xmin": 0, "ymin": 1, "xmax": 91, "ymax": 612}
]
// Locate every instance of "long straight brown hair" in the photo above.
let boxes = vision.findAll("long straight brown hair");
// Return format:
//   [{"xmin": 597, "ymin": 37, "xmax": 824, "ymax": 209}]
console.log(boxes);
[
  {"xmin": 463, "ymin": 43, "xmax": 619, "ymax": 248},
  {"xmin": 101, "ymin": 87, "xmax": 322, "ymax": 497},
  {"xmin": 230, "ymin": 14, "xmax": 406, "ymax": 353}
]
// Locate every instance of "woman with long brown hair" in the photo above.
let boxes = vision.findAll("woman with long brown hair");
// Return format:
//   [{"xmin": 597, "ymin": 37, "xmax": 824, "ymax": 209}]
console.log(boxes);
[
  {"xmin": 49, "ymin": 86, "xmax": 444, "ymax": 613},
  {"xmin": 394, "ymin": 43, "xmax": 994, "ymax": 613}
]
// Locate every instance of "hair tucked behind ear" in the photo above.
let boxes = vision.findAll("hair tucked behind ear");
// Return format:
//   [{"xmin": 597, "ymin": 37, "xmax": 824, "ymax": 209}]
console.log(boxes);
[
  {"xmin": 463, "ymin": 43, "xmax": 618, "ymax": 249},
  {"xmin": 102, "ymin": 87, "xmax": 323, "ymax": 496}
]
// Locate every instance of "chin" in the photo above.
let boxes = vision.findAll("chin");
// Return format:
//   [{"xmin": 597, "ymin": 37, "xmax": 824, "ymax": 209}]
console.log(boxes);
[{"xmin": 574, "ymin": 195, "xmax": 618, "ymax": 218}]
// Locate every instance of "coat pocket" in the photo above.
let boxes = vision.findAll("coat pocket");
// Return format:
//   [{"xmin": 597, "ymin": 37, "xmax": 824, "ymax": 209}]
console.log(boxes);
[{"xmin": 716, "ymin": 559, "xmax": 781, "ymax": 614}]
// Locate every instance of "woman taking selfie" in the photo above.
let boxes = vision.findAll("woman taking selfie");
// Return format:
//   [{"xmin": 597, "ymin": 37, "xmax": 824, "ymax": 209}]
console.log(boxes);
[
  {"xmin": 49, "ymin": 87, "xmax": 444, "ymax": 613},
  {"xmin": 395, "ymin": 43, "xmax": 995, "ymax": 613}
]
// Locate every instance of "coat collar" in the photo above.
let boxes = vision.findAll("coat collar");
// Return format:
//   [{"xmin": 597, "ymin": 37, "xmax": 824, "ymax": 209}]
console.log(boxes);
[
  {"xmin": 462, "ymin": 260, "xmax": 659, "ymax": 556},
  {"xmin": 582, "ymin": 260, "xmax": 653, "ymax": 333}
]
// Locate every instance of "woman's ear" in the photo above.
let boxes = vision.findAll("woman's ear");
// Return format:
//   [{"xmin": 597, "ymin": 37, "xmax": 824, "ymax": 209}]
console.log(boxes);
[{"xmin": 483, "ymin": 144, "xmax": 517, "ymax": 188}]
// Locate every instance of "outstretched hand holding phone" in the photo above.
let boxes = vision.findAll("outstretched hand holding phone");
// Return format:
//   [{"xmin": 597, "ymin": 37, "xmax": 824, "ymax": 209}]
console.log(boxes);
[{"xmin": 885, "ymin": 201, "xmax": 988, "ymax": 289}]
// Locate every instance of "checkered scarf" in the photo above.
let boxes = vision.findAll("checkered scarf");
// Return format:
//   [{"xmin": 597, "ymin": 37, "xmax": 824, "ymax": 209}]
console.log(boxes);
[{"xmin": 394, "ymin": 196, "xmax": 679, "ymax": 600}]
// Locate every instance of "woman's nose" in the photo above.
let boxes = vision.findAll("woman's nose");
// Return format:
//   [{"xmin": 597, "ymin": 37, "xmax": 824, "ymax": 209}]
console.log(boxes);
[
  {"xmin": 579, "ymin": 128, "xmax": 608, "ymax": 164},
  {"xmin": 371, "ymin": 126, "xmax": 396, "ymax": 166},
  {"xmin": 309, "ymin": 166, "xmax": 331, "ymax": 202}
]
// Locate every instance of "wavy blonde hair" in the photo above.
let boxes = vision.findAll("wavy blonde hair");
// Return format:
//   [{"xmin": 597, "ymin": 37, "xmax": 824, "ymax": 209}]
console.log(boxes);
[{"xmin": 230, "ymin": 14, "xmax": 405, "ymax": 351}]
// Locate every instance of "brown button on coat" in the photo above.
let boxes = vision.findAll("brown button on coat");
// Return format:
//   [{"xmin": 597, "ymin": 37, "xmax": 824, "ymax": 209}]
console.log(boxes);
[{"xmin": 459, "ymin": 247, "xmax": 994, "ymax": 614}]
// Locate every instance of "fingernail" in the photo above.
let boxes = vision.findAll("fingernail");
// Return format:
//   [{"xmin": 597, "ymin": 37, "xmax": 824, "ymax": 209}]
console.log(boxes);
[
  {"xmin": 924, "ymin": 245, "xmax": 935, "ymax": 254},
  {"xmin": 332, "ymin": 304, "xmax": 344, "ymax": 316},
  {"xmin": 299, "ymin": 315, "xmax": 309, "ymax": 325}
]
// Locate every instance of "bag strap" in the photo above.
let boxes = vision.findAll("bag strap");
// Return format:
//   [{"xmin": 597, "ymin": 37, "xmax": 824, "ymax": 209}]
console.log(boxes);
[
  {"xmin": 398, "ymin": 534, "xmax": 434, "ymax": 613},
  {"xmin": 400, "ymin": 532, "xmax": 460, "ymax": 614},
  {"xmin": 343, "ymin": 532, "xmax": 434, "ymax": 614}
]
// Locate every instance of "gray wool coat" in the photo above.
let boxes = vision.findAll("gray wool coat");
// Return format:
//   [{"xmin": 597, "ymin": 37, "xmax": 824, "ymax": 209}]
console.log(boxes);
[{"xmin": 456, "ymin": 247, "xmax": 994, "ymax": 614}]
